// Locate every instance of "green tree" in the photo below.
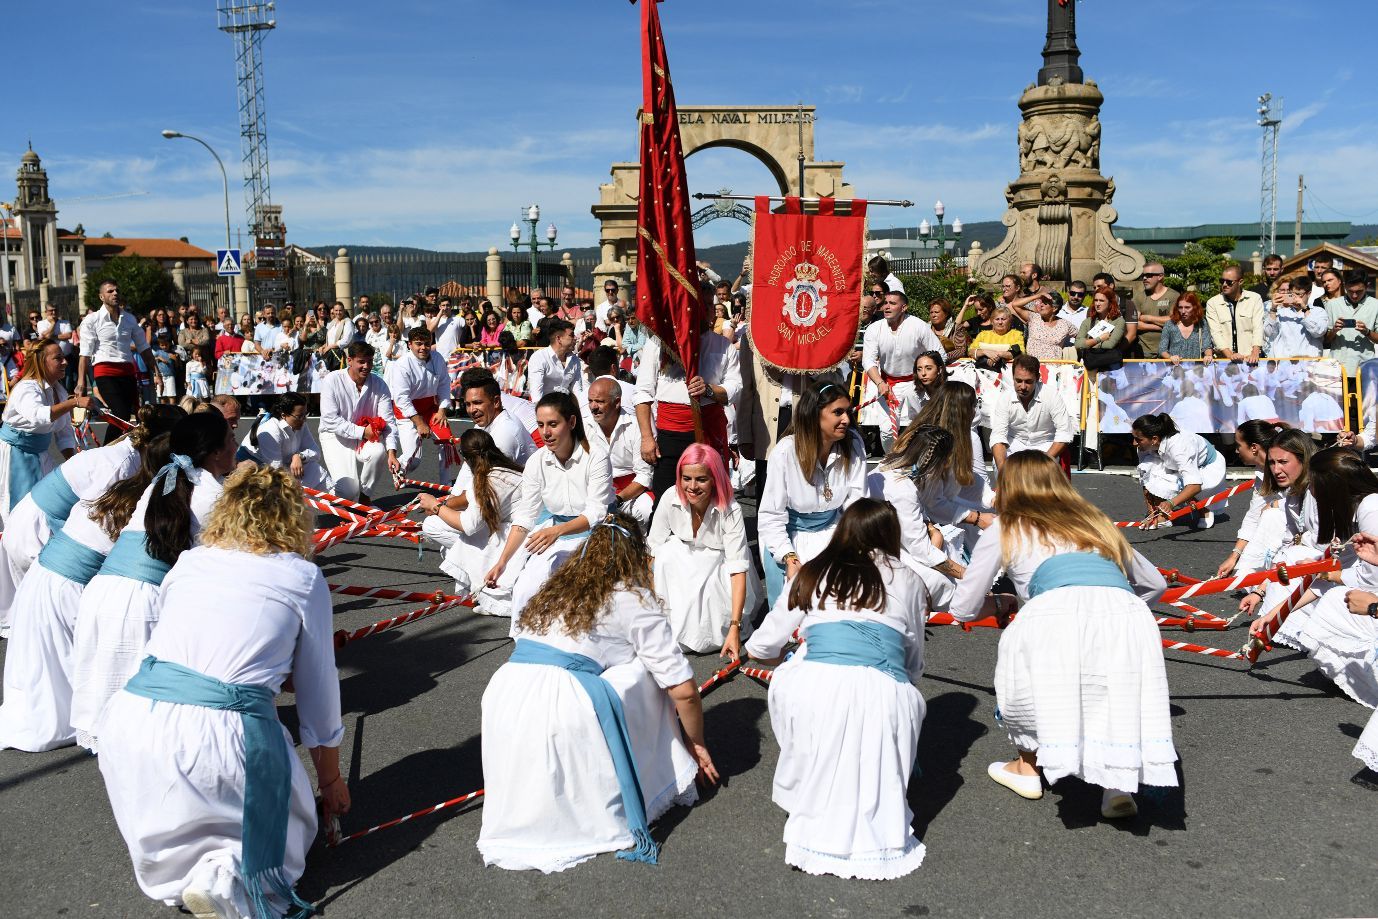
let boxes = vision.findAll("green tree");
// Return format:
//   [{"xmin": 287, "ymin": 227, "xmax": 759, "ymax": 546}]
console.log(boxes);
[
  {"xmin": 897, "ymin": 252, "xmax": 973, "ymax": 321},
  {"xmin": 84, "ymin": 255, "xmax": 177, "ymax": 315},
  {"xmin": 1151, "ymin": 241, "xmax": 1234, "ymax": 298}
]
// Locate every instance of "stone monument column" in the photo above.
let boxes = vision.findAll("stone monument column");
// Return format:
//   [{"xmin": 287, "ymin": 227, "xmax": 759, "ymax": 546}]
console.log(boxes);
[
  {"xmin": 333, "ymin": 248, "xmax": 352, "ymax": 312},
  {"xmin": 973, "ymin": 0, "xmax": 1144, "ymax": 288}
]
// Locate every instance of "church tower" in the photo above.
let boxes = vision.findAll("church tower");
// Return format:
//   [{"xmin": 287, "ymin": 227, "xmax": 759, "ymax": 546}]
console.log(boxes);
[{"xmin": 14, "ymin": 146, "xmax": 62, "ymax": 289}]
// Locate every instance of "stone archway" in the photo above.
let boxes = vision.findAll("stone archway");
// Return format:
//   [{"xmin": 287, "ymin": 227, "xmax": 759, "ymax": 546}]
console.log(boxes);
[{"xmin": 590, "ymin": 105, "xmax": 850, "ymax": 290}]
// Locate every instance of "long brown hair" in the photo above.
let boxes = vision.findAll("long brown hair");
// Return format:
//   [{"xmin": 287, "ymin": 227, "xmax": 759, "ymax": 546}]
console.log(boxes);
[
  {"xmin": 786, "ymin": 380, "xmax": 858, "ymax": 480},
  {"xmin": 16, "ymin": 339, "xmax": 59, "ymax": 386},
  {"xmin": 911, "ymin": 381, "xmax": 977, "ymax": 486},
  {"xmin": 458, "ymin": 428, "xmax": 523, "ymax": 533},
  {"xmin": 788, "ymin": 499, "xmax": 900, "ymax": 612},
  {"xmin": 90, "ymin": 433, "xmax": 172, "ymax": 539},
  {"xmin": 996, "ymin": 451, "xmax": 1132, "ymax": 573},
  {"xmin": 517, "ymin": 513, "xmax": 656, "ymax": 638}
]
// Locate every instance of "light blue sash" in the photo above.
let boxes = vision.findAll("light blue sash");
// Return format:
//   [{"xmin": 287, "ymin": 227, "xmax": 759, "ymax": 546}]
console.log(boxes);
[
  {"xmin": 1201, "ymin": 439, "xmax": 1219, "ymax": 466},
  {"xmin": 123, "ymin": 657, "xmax": 315, "ymax": 919},
  {"xmin": 1027, "ymin": 551, "xmax": 1132, "ymax": 599},
  {"xmin": 534, "ymin": 506, "xmax": 584, "ymax": 541},
  {"xmin": 761, "ymin": 507, "xmax": 840, "ymax": 610},
  {"xmin": 98, "ymin": 531, "xmax": 172, "ymax": 586},
  {"xmin": 0, "ymin": 425, "xmax": 52, "ymax": 511},
  {"xmin": 507, "ymin": 638, "xmax": 658, "ymax": 864},
  {"xmin": 29, "ymin": 467, "xmax": 79, "ymax": 533},
  {"xmin": 803, "ymin": 620, "xmax": 911, "ymax": 684},
  {"xmin": 37, "ymin": 529, "xmax": 105, "ymax": 585}
]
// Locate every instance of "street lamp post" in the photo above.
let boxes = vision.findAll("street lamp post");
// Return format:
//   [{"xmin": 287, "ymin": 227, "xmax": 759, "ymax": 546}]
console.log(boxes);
[
  {"xmin": 161, "ymin": 130, "xmax": 235, "ymax": 318},
  {"xmin": 509, "ymin": 204, "xmax": 557, "ymax": 300},
  {"xmin": 917, "ymin": 200, "xmax": 963, "ymax": 260},
  {"xmin": 0, "ymin": 201, "xmax": 12, "ymax": 318}
]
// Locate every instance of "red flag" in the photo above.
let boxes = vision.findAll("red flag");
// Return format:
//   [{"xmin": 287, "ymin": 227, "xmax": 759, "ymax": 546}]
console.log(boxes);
[{"xmin": 634, "ymin": 0, "xmax": 703, "ymax": 378}]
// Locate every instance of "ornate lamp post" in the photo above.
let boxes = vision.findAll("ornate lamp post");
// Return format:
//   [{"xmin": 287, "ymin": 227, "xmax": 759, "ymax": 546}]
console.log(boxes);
[
  {"xmin": 509, "ymin": 204, "xmax": 557, "ymax": 299},
  {"xmin": 917, "ymin": 200, "xmax": 962, "ymax": 258},
  {"xmin": 0, "ymin": 200, "xmax": 12, "ymax": 315}
]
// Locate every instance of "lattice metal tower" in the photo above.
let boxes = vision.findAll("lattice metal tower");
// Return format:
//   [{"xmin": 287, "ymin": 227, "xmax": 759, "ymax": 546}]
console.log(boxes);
[
  {"xmin": 218, "ymin": 1, "xmax": 286, "ymax": 307},
  {"xmin": 1257, "ymin": 93, "xmax": 1282, "ymax": 258}
]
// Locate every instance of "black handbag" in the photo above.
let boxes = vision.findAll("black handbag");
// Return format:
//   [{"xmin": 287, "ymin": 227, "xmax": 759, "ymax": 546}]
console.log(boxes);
[
  {"xmin": 322, "ymin": 347, "xmax": 346, "ymax": 372},
  {"xmin": 1078, "ymin": 346, "xmax": 1123, "ymax": 371}
]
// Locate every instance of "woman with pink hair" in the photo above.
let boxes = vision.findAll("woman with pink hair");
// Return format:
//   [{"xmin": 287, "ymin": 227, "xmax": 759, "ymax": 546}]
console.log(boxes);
[{"xmin": 647, "ymin": 443, "xmax": 761, "ymax": 661}]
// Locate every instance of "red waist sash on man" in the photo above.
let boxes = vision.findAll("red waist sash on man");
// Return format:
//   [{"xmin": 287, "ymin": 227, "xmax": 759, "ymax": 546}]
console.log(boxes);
[
  {"xmin": 656, "ymin": 401, "xmax": 727, "ymax": 459},
  {"xmin": 93, "ymin": 360, "xmax": 137, "ymax": 379},
  {"xmin": 394, "ymin": 396, "xmax": 458, "ymax": 464}
]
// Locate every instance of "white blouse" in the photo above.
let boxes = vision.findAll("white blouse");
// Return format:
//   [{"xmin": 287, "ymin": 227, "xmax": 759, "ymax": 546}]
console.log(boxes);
[
  {"xmin": 744, "ymin": 553, "xmax": 928, "ymax": 683},
  {"xmin": 318, "ymin": 369, "xmax": 399, "ymax": 451},
  {"xmin": 124, "ymin": 466, "xmax": 224, "ymax": 542},
  {"xmin": 758, "ymin": 431, "xmax": 871, "ymax": 564},
  {"xmin": 245, "ymin": 416, "xmax": 322, "ymax": 467},
  {"xmin": 632, "ymin": 332, "xmax": 742, "ymax": 408},
  {"xmin": 384, "ymin": 351, "xmax": 450, "ymax": 418},
  {"xmin": 949, "ymin": 519, "xmax": 1166, "ymax": 618},
  {"xmin": 879, "ymin": 469, "xmax": 950, "ymax": 569},
  {"xmin": 916, "ymin": 429, "xmax": 996, "ymax": 527},
  {"xmin": 511, "ymin": 586, "xmax": 693, "ymax": 688},
  {"xmin": 1236, "ymin": 469, "xmax": 1267, "ymax": 543},
  {"xmin": 1158, "ymin": 431, "xmax": 1218, "ymax": 487},
  {"xmin": 646, "ymin": 490, "xmax": 751, "ymax": 575},
  {"xmin": 145, "ymin": 546, "xmax": 344, "ymax": 749},
  {"xmin": 511, "ymin": 441, "xmax": 613, "ymax": 532},
  {"xmin": 451, "ymin": 468, "xmax": 522, "ymax": 539},
  {"xmin": 61, "ymin": 439, "xmax": 140, "ymax": 500},
  {"xmin": 2, "ymin": 379, "xmax": 76, "ymax": 451},
  {"xmin": 324, "ymin": 319, "xmax": 355, "ymax": 349}
]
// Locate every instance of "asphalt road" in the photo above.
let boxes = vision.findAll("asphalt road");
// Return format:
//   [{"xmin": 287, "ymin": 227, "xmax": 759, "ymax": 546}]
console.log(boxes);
[{"xmin": 2, "ymin": 427, "xmax": 1375, "ymax": 919}]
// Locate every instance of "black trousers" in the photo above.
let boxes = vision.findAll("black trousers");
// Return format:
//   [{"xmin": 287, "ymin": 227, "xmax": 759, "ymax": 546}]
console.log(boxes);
[
  {"xmin": 650, "ymin": 428, "xmax": 697, "ymax": 508},
  {"xmin": 95, "ymin": 374, "xmax": 138, "ymax": 445}
]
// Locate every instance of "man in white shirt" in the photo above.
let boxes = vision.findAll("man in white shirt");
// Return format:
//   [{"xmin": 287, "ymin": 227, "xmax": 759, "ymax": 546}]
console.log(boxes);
[
  {"xmin": 861, "ymin": 290, "xmax": 943, "ymax": 451},
  {"xmin": 1262, "ymin": 277, "xmax": 1328, "ymax": 358},
  {"xmin": 318, "ymin": 341, "xmax": 400, "ymax": 502},
  {"xmin": 460, "ymin": 373, "xmax": 536, "ymax": 467},
  {"xmin": 385, "ymin": 326, "xmax": 455, "ymax": 482},
  {"xmin": 526, "ymin": 318, "xmax": 585, "ymax": 402},
  {"xmin": 990, "ymin": 354, "xmax": 1074, "ymax": 475},
  {"xmin": 595, "ymin": 280, "xmax": 621, "ymax": 332},
  {"xmin": 587, "ymin": 377, "xmax": 652, "ymax": 525},
  {"xmin": 36, "ymin": 303, "xmax": 75, "ymax": 389},
  {"xmin": 76, "ymin": 279, "xmax": 161, "ymax": 443},
  {"xmin": 633, "ymin": 328, "xmax": 742, "ymax": 500}
]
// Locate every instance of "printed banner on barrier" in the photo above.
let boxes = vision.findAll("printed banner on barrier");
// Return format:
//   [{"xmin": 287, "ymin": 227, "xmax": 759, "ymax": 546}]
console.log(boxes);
[
  {"xmin": 1093, "ymin": 359, "xmax": 1346, "ymax": 434},
  {"xmin": 947, "ymin": 359, "xmax": 1085, "ymax": 430},
  {"xmin": 748, "ymin": 196, "xmax": 866, "ymax": 373}
]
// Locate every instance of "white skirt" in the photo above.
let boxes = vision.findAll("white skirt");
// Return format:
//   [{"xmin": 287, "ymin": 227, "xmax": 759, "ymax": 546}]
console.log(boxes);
[
  {"xmin": 97, "ymin": 690, "xmax": 317, "ymax": 915},
  {"xmin": 0, "ymin": 494, "xmax": 50, "ymax": 635},
  {"xmin": 477, "ymin": 657, "xmax": 698, "ymax": 873},
  {"xmin": 653, "ymin": 538, "xmax": 760, "ymax": 653},
  {"xmin": 439, "ymin": 525, "xmax": 519, "ymax": 618},
  {"xmin": 766, "ymin": 654, "xmax": 926, "ymax": 880},
  {"xmin": 1265, "ymin": 545, "xmax": 1327, "ymax": 651},
  {"xmin": 1355, "ymin": 708, "xmax": 1378, "ymax": 773},
  {"xmin": 0, "ymin": 439, "xmax": 58, "ymax": 530},
  {"xmin": 994, "ymin": 585, "xmax": 1179, "ymax": 791},
  {"xmin": 70, "ymin": 573, "xmax": 162, "ymax": 750},
  {"xmin": 0, "ymin": 565, "xmax": 85, "ymax": 751},
  {"xmin": 508, "ymin": 538, "xmax": 583, "ymax": 627},
  {"xmin": 1284, "ymin": 587, "xmax": 1378, "ymax": 708},
  {"xmin": 1237, "ymin": 505, "xmax": 1286, "ymax": 573}
]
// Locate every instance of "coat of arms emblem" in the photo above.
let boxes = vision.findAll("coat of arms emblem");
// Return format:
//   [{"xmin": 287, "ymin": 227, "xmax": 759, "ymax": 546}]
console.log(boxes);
[{"xmin": 782, "ymin": 261, "xmax": 828, "ymax": 328}]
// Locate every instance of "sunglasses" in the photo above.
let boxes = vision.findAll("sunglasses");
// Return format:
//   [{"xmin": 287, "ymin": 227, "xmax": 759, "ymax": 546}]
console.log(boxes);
[
  {"xmin": 1142, "ymin": 272, "xmax": 1163, "ymax": 278},
  {"xmin": 1220, "ymin": 277, "xmax": 1239, "ymax": 285}
]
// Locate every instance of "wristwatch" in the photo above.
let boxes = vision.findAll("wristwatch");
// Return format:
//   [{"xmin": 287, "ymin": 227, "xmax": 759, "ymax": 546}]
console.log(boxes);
[{"xmin": 1367, "ymin": 602, "xmax": 1378, "ymax": 619}]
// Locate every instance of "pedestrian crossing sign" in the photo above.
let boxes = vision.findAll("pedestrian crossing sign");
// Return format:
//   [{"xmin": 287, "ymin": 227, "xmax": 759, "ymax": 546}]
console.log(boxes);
[{"xmin": 216, "ymin": 248, "xmax": 242, "ymax": 276}]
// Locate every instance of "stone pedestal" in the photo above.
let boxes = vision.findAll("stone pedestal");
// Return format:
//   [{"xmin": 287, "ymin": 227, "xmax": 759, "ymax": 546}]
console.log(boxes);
[
  {"xmin": 333, "ymin": 248, "xmax": 352, "ymax": 312},
  {"xmin": 485, "ymin": 248, "xmax": 504, "ymax": 310},
  {"xmin": 974, "ymin": 81, "xmax": 1144, "ymax": 289}
]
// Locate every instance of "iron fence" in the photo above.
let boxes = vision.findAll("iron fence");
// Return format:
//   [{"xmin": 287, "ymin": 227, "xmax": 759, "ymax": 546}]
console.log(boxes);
[{"xmin": 350, "ymin": 252, "xmax": 488, "ymax": 305}]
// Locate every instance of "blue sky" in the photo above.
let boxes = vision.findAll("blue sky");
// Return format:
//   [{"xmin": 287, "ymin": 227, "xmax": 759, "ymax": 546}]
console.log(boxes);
[{"xmin": 7, "ymin": 0, "xmax": 1377, "ymax": 254}]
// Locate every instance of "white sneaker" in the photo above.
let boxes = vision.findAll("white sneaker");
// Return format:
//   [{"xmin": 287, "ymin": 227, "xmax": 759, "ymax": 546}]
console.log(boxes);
[
  {"xmin": 987, "ymin": 760, "xmax": 1043, "ymax": 799},
  {"xmin": 1100, "ymin": 789, "xmax": 1138, "ymax": 819},
  {"xmin": 1193, "ymin": 510, "xmax": 1215, "ymax": 530},
  {"xmin": 181, "ymin": 888, "xmax": 231, "ymax": 919}
]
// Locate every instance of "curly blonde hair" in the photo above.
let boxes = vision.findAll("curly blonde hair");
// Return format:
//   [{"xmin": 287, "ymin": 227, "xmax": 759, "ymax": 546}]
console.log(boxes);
[
  {"xmin": 200, "ymin": 465, "xmax": 312, "ymax": 556},
  {"xmin": 516, "ymin": 513, "xmax": 658, "ymax": 638}
]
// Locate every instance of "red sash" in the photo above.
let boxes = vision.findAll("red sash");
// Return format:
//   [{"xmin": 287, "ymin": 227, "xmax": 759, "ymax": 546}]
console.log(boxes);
[
  {"xmin": 881, "ymin": 372, "xmax": 914, "ymax": 384},
  {"xmin": 93, "ymin": 361, "xmax": 136, "ymax": 379},
  {"xmin": 356, "ymin": 415, "xmax": 387, "ymax": 452},
  {"xmin": 656, "ymin": 402, "xmax": 728, "ymax": 460},
  {"xmin": 612, "ymin": 473, "xmax": 637, "ymax": 491},
  {"xmin": 394, "ymin": 396, "xmax": 458, "ymax": 464}
]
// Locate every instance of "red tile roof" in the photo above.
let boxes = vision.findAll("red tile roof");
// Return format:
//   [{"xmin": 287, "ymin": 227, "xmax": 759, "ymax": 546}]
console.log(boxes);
[{"xmin": 83, "ymin": 238, "xmax": 216, "ymax": 261}]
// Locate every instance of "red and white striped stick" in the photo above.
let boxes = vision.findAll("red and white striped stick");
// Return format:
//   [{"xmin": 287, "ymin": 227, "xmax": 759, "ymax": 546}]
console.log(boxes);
[
  {"xmin": 1242, "ymin": 563, "xmax": 1325, "ymax": 664},
  {"xmin": 327, "ymin": 788, "xmax": 485, "ymax": 847},
  {"xmin": 303, "ymin": 486, "xmax": 392, "ymax": 521},
  {"xmin": 303, "ymin": 494, "xmax": 371, "ymax": 523},
  {"xmin": 1157, "ymin": 568, "xmax": 1203, "ymax": 585},
  {"xmin": 332, "ymin": 596, "xmax": 474, "ymax": 647},
  {"xmin": 328, "ymin": 583, "xmax": 464, "ymax": 604},
  {"xmin": 1117, "ymin": 478, "xmax": 1255, "ymax": 529},
  {"xmin": 697, "ymin": 659, "xmax": 742, "ymax": 697},
  {"xmin": 1154, "ymin": 615, "xmax": 1229, "ymax": 631},
  {"xmin": 395, "ymin": 476, "xmax": 452, "ymax": 494},
  {"xmin": 1161, "ymin": 638, "xmax": 1244, "ymax": 660},
  {"xmin": 313, "ymin": 520, "xmax": 420, "ymax": 553},
  {"xmin": 739, "ymin": 665, "xmax": 775, "ymax": 683},
  {"xmin": 1160, "ymin": 557, "xmax": 1340, "ymax": 604}
]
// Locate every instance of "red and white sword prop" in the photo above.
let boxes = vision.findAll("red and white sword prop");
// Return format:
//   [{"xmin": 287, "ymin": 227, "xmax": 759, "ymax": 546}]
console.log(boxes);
[
  {"xmin": 332, "ymin": 596, "xmax": 475, "ymax": 648},
  {"xmin": 1117, "ymin": 478, "xmax": 1255, "ymax": 529},
  {"xmin": 327, "ymin": 788, "xmax": 485, "ymax": 847},
  {"xmin": 328, "ymin": 583, "xmax": 463, "ymax": 604},
  {"xmin": 1160, "ymin": 557, "xmax": 1340, "ymax": 605}
]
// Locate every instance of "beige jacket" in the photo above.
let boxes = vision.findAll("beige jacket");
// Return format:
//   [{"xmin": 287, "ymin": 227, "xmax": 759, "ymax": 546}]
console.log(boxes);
[{"xmin": 1204, "ymin": 290, "xmax": 1265, "ymax": 356}]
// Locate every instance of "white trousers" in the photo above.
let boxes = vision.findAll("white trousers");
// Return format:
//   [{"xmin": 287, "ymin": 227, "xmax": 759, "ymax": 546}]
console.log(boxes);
[
  {"xmin": 319, "ymin": 432, "xmax": 389, "ymax": 501},
  {"xmin": 397, "ymin": 421, "xmax": 455, "ymax": 487}
]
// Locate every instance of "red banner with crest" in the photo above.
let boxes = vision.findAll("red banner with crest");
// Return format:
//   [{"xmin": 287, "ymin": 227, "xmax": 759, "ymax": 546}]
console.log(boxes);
[{"xmin": 747, "ymin": 196, "xmax": 867, "ymax": 373}]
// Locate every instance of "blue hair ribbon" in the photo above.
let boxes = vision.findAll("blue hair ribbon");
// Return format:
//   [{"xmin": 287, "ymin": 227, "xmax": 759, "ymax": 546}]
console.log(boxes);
[{"xmin": 152, "ymin": 453, "xmax": 195, "ymax": 496}]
